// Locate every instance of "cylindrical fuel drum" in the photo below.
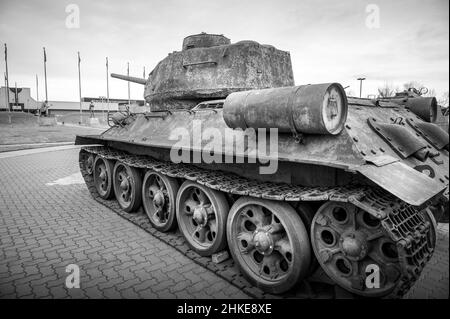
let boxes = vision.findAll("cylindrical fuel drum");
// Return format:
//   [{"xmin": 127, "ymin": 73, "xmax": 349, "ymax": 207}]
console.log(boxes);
[
  {"xmin": 406, "ymin": 97, "xmax": 438, "ymax": 123},
  {"xmin": 223, "ymin": 83, "xmax": 348, "ymax": 135}
]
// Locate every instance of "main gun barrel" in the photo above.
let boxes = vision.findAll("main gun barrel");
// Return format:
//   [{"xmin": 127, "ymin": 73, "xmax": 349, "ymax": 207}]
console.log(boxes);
[{"xmin": 111, "ymin": 73, "xmax": 146, "ymax": 85}]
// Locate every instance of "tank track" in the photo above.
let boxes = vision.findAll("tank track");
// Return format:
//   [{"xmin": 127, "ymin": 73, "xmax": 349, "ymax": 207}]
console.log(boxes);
[{"xmin": 79, "ymin": 145, "xmax": 435, "ymax": 298}]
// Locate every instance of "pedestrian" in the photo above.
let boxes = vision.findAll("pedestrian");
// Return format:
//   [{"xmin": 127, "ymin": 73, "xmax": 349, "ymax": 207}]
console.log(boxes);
[
  {"xmin": 89, "ymin": 101, "xmax": 95, "ymax": 118},
  {"xmin": 39, "ymin": 100, "xmax": 48, "ymax": 117}
]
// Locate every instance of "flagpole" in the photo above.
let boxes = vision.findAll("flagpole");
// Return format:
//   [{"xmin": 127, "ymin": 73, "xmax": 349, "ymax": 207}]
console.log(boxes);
[
  {"xmin": 14, "ymin": 81, "xmax": 17, "ymax": 111},
  {"xmin": 35, "ymin": 74, "xmax": 39, "ymax": 108},
  {"xmin": 127, "ymin": 62, "xmax": 130, "ymax": 111},
  {"xmin": 4, "ymin": 73, "xmax": 8, "ymax": 112},
  {"xmin": 4, "ymin": 44, "xmax": 10, "ymax": 113},
  {"xmin": 106, "ymin": 57, "xmax": 110, "ymax": 115},
  {"xmin": 143, "ymin": 66, "xmax": 146, "ymax": 107},
  {"xmin": 43, "ymin": 47, "xmax": 48, "ymax": 102},
  {"xmin": 77, "ymin": 51, "xmax": 82, "ymax": 124}
]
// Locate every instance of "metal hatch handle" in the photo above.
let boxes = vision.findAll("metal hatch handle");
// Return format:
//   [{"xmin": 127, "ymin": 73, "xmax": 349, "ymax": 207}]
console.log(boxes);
[{"xmin": 182, "ymin": 60, "xmax": 217, "ymax": 68}]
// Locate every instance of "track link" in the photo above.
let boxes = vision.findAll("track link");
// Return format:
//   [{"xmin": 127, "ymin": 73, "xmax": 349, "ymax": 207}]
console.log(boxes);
[{"xmin": 79, "ymin": 146, "xmax": 435, "ymax": 298}]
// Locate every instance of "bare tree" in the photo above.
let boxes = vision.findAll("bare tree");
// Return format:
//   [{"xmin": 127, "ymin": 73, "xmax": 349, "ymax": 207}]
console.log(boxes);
[
  {"xmin": 426, "ymin": 88, "xmax": 437, "ymax": 97},
  {"xmin": 438, "ymin": 91, "xmax": 449, "ymax": 108},
  {"xmin": 403, "ymin": 81, "xmax": 436, "ymax": 97},
  {"xmin": 345, "ymin": 89, "xmax": 356, "ymax": 97},
  {"xmin": 377, "ymin": 83, "xmax": 397, "ymax": 98},
  {"xmin": 403, "ymin": 81, "xmax": 423, "ymax": 91}
]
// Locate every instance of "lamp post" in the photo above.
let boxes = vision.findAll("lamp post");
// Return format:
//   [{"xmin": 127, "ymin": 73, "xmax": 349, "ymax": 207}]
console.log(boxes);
[
  {"xmin": 14, "ymin": 81, "xmax": 17, "ymax": 111},
  {"xmin": 357, "ymin": 77, "xmax": 366, "ymax": 98},
  {"xmin": 43, "ymin": 47, "xmax": 48, "ymax": 104},
  {"xmin": 3, "ymin": 72, "xmax": 7, "ymax": 112},
  {"xmin": 127, "ymin": 62, "xmax": 130, "ymax": 111},
  {"xmin": 4, "ymin": 44, "xmax": 10, "ymax": 114},
  {"xmin": 77, "ymin": 52, "xmax": 82, "ymax": 124},
  {"xmin": 106, "ymin": 57, "xmax": 110, "ymax": 118},
  {"xmin": 35, "ymin": 74, "xmax": 39, "ymax": 112}
]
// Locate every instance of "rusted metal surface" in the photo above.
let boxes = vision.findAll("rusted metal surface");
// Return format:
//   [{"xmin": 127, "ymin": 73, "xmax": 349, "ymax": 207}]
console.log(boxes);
[
  {"xmin": 378, "ymin": 89, "xmax": 438, "ymax": 123},
  {"xmin": 407, "ymin": 117, "xmax": 449, "ymax": 150},
  {"xmin": 344, "ymin": 102, "xmax": 449, "ymax": 204},
  {"xmin": 142, "ymin": 34, "xmax": 294, "ymax": 111},
  {"xmin": 363, "ymin": 155, "xmax": 398, "ymax": 167},
  {"xmin": 223, "ymin": 83, "xmax": 348, "ymax": 135},
  {"xmin": 111, "ymin": 73, "xmax": 146, "ymax": 85},
  {"xmin": 78, "ymin": 101, "xmax": 449, "ymax": 207},
  {"xmin": 96, "ymin": 108, "xmax": 364, "ymax": 170},
  {"xmin": 367, "ymin": 117, "xmax": 427, "ymax": 159},
  {"xmin": 182, "ymin": 33, "xmax": 231, "ymax": 51},
  {"xmin": 405, "ymin": 97, "xmax": 438, "ymax": 123},
  {"xmin": 357, "ymin": 161, "xmax": 445, "ymax": 206},
  {"xmin": 77, "ymin": 95, "xmax": 449, "ymax": 205}
]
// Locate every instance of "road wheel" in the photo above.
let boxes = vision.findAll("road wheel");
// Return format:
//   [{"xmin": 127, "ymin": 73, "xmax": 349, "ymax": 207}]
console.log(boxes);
[
  {"xmin": 176, "ymin": 181, "xmax": 229, "ymax": 256},
  {"xmin": 311, "ymin": 201, "xmax": 402, "ymax": 297},
  {"xmin": 93, "ymin": 156, "xmax": 114, "ymax": 199},
  {"xmin": 142, "ymin": 170, "xmax": 179, "ymax": 232},
  {"xmin": 227, "ymin": 197, "xmax": 311, "ymax": 294},
  {"xmin": 292, "ymin": 202, "xmax": 319, "ymax": 275},
  {"xmin": 113, "ymin": 162, "xmax": 142, "ymax": 212}
]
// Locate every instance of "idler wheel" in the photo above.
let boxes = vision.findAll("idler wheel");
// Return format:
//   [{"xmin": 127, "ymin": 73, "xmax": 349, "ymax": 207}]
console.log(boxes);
[
  {"xmin": 85, "ymin": 153, "xmax": 95, "ymax": 175},
  {"xmin": 311, "ymin": 202, "xmax": 402, "ymax": 297},
  {"xmin": 93, "ymin": 156, "xmax": 114, "ymax": 199},
  {"xmin": 113, "ymin": 162, "xmax": 142, "ymax": 212},
  {"xmin": 142, "ymin": 171, "xmax": 179, "ymax": 232},
  {"xmin": 176, "ymin": 181, "xmax": 229, "ymax": 256},
  {"xmin": 227, "ymin": 197, "xmax": 311, "ymax": 294},
  {"xmin": 422, "ymin": 208, "xmax": 438, "ymax": 249}
]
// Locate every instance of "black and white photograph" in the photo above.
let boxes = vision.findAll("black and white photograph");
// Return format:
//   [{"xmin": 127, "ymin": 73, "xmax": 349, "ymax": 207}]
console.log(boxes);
[{"xmin": 0, "ymin": 0, "xmax": 448, "ymax": 308}]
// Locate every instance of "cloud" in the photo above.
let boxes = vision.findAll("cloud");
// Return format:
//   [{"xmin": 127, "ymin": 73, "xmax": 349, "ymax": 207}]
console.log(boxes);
[{"xmin": 0, "ymin": 0, "xmax": 448, "ymax": 101}]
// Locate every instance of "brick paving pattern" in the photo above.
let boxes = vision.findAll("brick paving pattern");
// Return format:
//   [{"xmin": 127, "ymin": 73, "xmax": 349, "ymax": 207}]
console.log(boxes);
[
  {"xmin": 0, "ymin": 148, "xmax": 448, "ymax": 299},
  {"xmin": 0, "ymin": 149, "xmax": 249, "ymax": 299},
  {"xmin": 404, "ymin": 223, "xmax": 449, "ymax": 299}
]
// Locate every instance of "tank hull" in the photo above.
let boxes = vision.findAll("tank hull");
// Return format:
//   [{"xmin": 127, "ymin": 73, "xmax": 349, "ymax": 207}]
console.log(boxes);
[
  {"xmin": 76, "ymin": 96, "xmax": 447, "ymax": 297},
  {"xmin": 77, "ymin": 99, "xmax": 449, "ymax": 207}
]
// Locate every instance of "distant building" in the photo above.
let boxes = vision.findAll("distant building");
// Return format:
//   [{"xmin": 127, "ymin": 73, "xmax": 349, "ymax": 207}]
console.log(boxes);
[
  {"xmin": 0, "ymin": 86, "xmax": 147, "ymax": 114},
  {"xmin": 0, "ymin": 86, "xmax": 38, "ymax": 111}
]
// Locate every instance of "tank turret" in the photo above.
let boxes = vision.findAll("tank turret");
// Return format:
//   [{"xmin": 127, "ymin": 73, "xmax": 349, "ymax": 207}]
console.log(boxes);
[
  {"xmin": 182, "ymin": 33, "xmax": 231, "ymax": 50},
  {"xmin": 112, "ymin": 32, "xmax": 294, "ymax": 110}
]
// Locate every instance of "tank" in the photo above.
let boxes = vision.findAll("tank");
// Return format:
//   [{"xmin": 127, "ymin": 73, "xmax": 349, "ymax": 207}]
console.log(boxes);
[{"xmin": 76, "ymin": 33, "xmax": 449, "ymax": 298}]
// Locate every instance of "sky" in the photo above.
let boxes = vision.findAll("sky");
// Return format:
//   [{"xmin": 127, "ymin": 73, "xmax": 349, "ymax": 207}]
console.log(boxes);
[{"xmin": 0, "ymin": 0, "xmax": 448, "ymax": 102}]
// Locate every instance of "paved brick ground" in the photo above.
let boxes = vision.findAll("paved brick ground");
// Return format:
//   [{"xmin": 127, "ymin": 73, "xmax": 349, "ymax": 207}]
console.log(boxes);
[
  {"xmin": 404, "ymin": 223, "xmax": 449, "ymax": 299},
  {"xmin": 0, "ymin": 148, "xmax": 448, "ymax": 299},
  {"xmin": 0, "ymin": 148, "xmax": 249, "ymax": 299}
]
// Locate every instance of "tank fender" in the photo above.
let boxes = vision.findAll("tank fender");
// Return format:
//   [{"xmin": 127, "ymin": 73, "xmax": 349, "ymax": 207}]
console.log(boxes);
[{"xmin": 357, "ymin": 161, "xmax": 446, "ymax": 206}]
